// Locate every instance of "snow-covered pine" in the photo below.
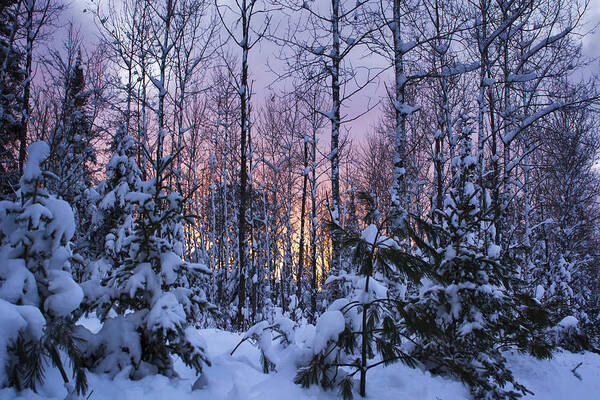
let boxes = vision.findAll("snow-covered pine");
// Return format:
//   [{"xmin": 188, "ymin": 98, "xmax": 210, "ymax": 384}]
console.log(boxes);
[
  {"xmin": 0, "ymin": 0, "xmax": 24, "ymax": 196},
  {"xmin": 44, "ymin": 49, "xmax": 97, "ymax": 278},
  {"xmin": 295, "ymin": 209, "xmax": 430, "ymax": 400},
  {"xmin": 0, "ymin": 141, "xmax": 87, "ymax": 395},
  {"xmin": 74, "ymin": 127, "xmax": 140, "ymax": 311},
  {"xmin": 78, "ymin": 138, "xmax": 213, "ymax": 380},
  {"xmin": 82, "ymin": 126, "xmax": 139, "ymax": 271},
  {"xmin": 407, "ymin": 116, "xmax": 552, "ymax": 400},
  {"xmin": 528, "ymin": 104, "xmax": 599, "ymax": 351},
  {"xmin": 46, "ymin": 49, "xmax": 96, "ymax": 205}
]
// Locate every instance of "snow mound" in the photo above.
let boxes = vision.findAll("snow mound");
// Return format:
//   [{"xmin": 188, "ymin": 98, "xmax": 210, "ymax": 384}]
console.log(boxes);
[
  {"xmin": 2, "ymin": 328, "xmax": 600, "ymax": 400},
  {"xmin": 312, "ymin": 310, "xmax": 345, "ymax": 354},
  {"xmin": 559, "ymin": 316, "xmax": 579, "ymax": 328}
]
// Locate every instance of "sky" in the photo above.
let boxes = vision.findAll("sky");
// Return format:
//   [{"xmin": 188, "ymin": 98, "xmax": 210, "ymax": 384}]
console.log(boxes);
[
  {"xmin": 65, "ymin": 0, "xmax": 600, "ymax": 143},
  {"xmin": 583, "ymin": 0, "xmax": 600, "ymax": 55}
]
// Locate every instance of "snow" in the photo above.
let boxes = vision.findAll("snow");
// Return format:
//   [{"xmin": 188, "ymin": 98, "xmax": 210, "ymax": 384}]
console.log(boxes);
[
  {"xmin": 0, "ymin": 299, "xmax": 45, "ymax": 386},
  {"xmin": 125, "ymin": 263, "xmax": 154, "ymax": 297},
  {"xmin": 44, "ymin": 270, "xmax": 84, "ymax": 317},
  {"xmin": 488, "ymin": 243, "xmax": 501, "ymax": 258},
  {"xmin": 558, "ymin": 315, "xmax": 579, "ymax": 328},
  {"xmin": 321, "ymin": 108, "xmax": 335, "ymax": 121},
  {"xmin": 441, "ymin": 62, "xmax": 479, "ymax": 76},
  {"xmin": 361, "ymin": 224, "xmax": 378, "ymax": 245},
  {"xmin": 502, "ymin": 102, "xmax": 564, "ymax": 145},
  {"xmin": 508, "ymin": 350, "xmax": 600, "ymax": 400},
  {"xmin": 99, "ymin": 190, "xmax": 117, "ymax": 210},
  {"xmin": 21, "ymin": 204, "xmax": 51, "ymax": 229},
  {"xmin": 312, "ymin": 311, "xmax": 345, "ymax": 353},
  {"xmin": 464, "ymin": 181, "xmax": 475, "ymax": 197},
  {"xmin": 3, "ymin": 327, "xmax": 599, "ymax": 400},
  {"xmin": 22, "ymin": 141, "xmax": 50, "ymax": 182},
  {"xmin": 0, "ymin": 258, "xmax": 38, "ymax": 305},
  {"xmin": 187, "ymin": 261, "xmax": 211, "ymax": 274},
  {"xmin": 47, "ymin": 246, "xmax": 71, "ymax": 271},
  {"xmin": 15, "ymin": 305, "xmax": 46, "ymax": 340},
  {"xmin": 125, "ymin": 191, "xmax": 153, "ymax": 204},
  {"xmin": 507, "ymin": 72, "xmax": 536, "ymax": 83},
  {"xmin": 79, "ymin": 315, "xmax": 142, "ymax": 376},
  {"xmin": 44, "ymin": 197, "xmax": 76, "ymax": 244},
  {"xmin": 160, "ymin": 251, "xmax": 184, "ymax": 285},
  {"xmin": 393, "ymin": 100, "xmax": 420, "ymax": 115},
  {"xmin": 184, "ymin": 327, "xmax": 208, "ymax": 356},
  {"xmin": 149, "ymin": 75, "xmax": 167, "ymax": 96},
  {"xmin": 360, "ymin": 224, "xmax": 398, "ymax": 249},
  {"xmin": 531, "ymin": 284, "xmax": 544, "ymax": 300},
  {"xmin": 483, "ymin": 77, "xmax": 496, "ymax": 86},
  {"xmin": 147, "ymin": 292, "xmax": 187, "ymax": 334}
]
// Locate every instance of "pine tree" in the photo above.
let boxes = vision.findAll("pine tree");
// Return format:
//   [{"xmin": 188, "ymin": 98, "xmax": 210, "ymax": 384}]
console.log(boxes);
[
  {"xmin": 47, "ymin": 49, "xmax": 96, "ymax": 206},
  {"xmin": 295, "ymin": 203, "xmax": 430, "ymax": 399},
  {"xmin": 43, "ymin": 49, "xmax": 99, "ymax": 279},
  {"xmin": 0, "ymin": 0, "xmax": 23, "ymax": 196},
  {"xmin": 407, "ymin": 116, "xmax": 551, "ymax": 399},
  {"xmin": 0, "ymin": 141, "xmax": 87, "ymax": 396},
  {"xmin": 80, "ymin": 143, "xmax": 213, "ymax": 380},
  {"xmin": 79, "ymin": 125, "xmax": 139, "ymax": 269},
  {"xmin": 530, "ymin": 105, "xmax": 600, "ymax": 350}
]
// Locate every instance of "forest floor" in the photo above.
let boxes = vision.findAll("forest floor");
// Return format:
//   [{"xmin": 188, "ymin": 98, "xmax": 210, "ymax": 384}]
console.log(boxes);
[{"xmin": 1, "ymin": 320, "xmax": 599, "ymax": 400}]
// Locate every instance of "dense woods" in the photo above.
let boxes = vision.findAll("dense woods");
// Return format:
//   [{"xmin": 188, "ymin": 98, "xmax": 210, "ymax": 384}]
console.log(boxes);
[{"xmin": 1, "ymin": 0, "xmax": 599, "ymax": 399}]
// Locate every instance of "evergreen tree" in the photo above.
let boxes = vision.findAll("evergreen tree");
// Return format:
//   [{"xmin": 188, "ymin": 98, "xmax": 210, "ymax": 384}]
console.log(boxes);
[
  {"xmin": 78, "ymin": 125, "xmax": 138, "ymax": 270},
  {"xmin": 43, "ymin": 49, "xmax": 99, "ymax": 276},
  {"xmin": 407, "ymin": 116, "xmax": 551, "ymax": 399},
  {"xmin": 0, "ymin": 0, "xmax": 23, "ymax": 196},
  {"xmin": 0, "ymin": 141, "xmax": 87, "ymax": 396},
  {"xmin": 80, "ymin": 142, "xmax": 213, "ymax": 380},
  {"xmin": 47, "ymin": 49, "xmax": 96, "ymax": 206},
  {"xmin": 530, "ymin": 105, "xmax": 600, "ymax": 350},
  {"xmin": 295, "ymin": 206, "xmax": 431, "ymax": 399}
]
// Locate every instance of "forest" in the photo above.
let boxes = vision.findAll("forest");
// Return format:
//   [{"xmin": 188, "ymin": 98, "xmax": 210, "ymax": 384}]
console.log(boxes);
[{"xmin": 0, "ymin": 0, "xmax": 599, "ymax": 399}]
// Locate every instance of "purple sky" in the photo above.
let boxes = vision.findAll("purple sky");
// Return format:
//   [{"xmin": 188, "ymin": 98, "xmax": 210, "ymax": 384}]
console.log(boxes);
[{"xmin": 66, "ymin": 0, "xmax": 600, "ymax": 144}]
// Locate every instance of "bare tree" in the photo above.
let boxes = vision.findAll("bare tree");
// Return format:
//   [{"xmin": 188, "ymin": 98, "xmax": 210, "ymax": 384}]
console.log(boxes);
[
  {"xmin": 271, "ymin": 0, "xmax": 384, "ymax": 272},
  {"xmin": 216, "ymin": 0, "xmax": 271, "ymax": 329},
  {"xmin": 16, "ymin": 0, "xmax": 64, "ymax": 173}
]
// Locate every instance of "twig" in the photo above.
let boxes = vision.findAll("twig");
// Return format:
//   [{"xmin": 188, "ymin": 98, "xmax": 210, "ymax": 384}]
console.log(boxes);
[
  {"xmin": 230, "ymin": 337, "xmax": 250, "ymax": 356},
  {"xmin": 571, "ymin": 361, "xmax": 583, "ymax": 381}
]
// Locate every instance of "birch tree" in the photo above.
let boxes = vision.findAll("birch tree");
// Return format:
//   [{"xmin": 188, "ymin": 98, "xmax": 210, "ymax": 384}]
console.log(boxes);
[
  {"xmin": 215, "ymin": 0, "xmax": 270, "ymax": 329},
  {"xmin": 272, "ymin": 0, "xmax": 383, "ymax": 273}
]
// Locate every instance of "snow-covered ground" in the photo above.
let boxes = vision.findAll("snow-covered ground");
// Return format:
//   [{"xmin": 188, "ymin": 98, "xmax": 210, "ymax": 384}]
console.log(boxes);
[{"xmin": 2, "ymin": 327, "xmax": 599, "ymax": 400}]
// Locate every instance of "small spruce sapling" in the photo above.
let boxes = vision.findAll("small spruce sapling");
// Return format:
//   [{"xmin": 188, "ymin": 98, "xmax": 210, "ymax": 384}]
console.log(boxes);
[{"xmin": 295, "ymin": 202, "xmax": 431, "ymax": 399}]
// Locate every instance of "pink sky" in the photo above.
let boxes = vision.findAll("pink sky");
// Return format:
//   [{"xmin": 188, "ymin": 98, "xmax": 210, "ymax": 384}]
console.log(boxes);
[{"xmin": 66, "ymin": 0, "xmax": 600, "ymax": 144}]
